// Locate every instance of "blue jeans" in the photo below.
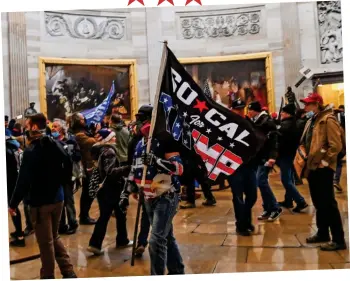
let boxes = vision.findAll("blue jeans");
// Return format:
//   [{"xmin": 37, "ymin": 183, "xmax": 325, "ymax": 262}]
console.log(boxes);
[
  {"xmin": 334, "ymin": 158, "xmax": 343, "ymax": 184},
  {"xmin": 257, "ymin": 165, "xmax": 279, "ymax": 212},
  {"xmin": 137, "ymin": 203, "xmax": 150, "ymax": 247},
  {"xmin": 277, "ymin": 156, "xmax": 305, "ymax": 205},
  {"xmin": 144, "ymin": 193, "xmax": 185, "ymax": 275},
  {"xmin": 227, "ymin": 165, "xmax": 257, "ymax": 230}
]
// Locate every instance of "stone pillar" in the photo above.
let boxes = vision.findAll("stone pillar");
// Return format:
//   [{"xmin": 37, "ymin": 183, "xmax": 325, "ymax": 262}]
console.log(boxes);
[
  {"xmin": 280, "ymin": 3, "xmax": 303, "ymax": 99},
  {"xmin": 8, "ymin": 12, "xmax": 29, "ymax": 118}
]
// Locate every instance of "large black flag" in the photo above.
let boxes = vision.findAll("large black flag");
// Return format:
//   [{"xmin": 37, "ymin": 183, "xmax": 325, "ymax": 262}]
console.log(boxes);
[{"xmin": 153, "ymin": 47, "xmax": 264, "ymax": 183}]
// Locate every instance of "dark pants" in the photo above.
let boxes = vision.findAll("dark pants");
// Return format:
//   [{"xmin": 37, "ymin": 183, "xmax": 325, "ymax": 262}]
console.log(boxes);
[
  {"xmin": 80, "ymin": 172, "xmax": 94, "ymax": 220},
  {"xmin": 23, "ymin": 197, "xmax": 33, "ymax": 231},
  {"xmin": 31, "ymin": 202, "xmax": 74, "ymax": 279},
  {"xmin": 137, "ymin": 203, "xmax": 151, "ymax": 247},
  {"xmin": 180, "ymin": 162, "xmax": 214, "ymax": 204},
  {"xmin": 308, "ymin": 168, "xmax": 345, "ymax": 244},
  {"xmin": 89, "ymin": 186, "xmax": 128, "ymax": 250},
  {"xmin": 144, "ymin": 194, "xmax": 184, "ymax": 275},
  {"xmin": 257, "ymin": 165, "xmax": 279, "ymax": 212},
  {"xmin": 228, "ymin": 165, "xmax": 257, "ymax": 230},
  {"xmin": 60, "ymin": 183, "xmax": 78, "ymax": 229},
  {"xmin": 334, "ymin": 158, "xmax": 343, "ymax": 184},
  {"xmin": 8, "ymin": 190, "xmax": 24, "ymax": 237},
  {"xmin": 277, "ymin": 156, "xmax": 305, "ymax": 205}
]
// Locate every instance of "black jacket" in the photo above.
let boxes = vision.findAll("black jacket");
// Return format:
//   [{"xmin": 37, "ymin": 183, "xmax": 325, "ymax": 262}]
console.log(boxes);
[
  {"xmin": 6, "ymin": 141, "xmax": 19, "ymax": 201},
  {"xmin": 252, "ymin": 112, "xmax": 279, "ymax": 164},
  {"xmin": 9, "ymin": 136, "xmax": 72, "ymax": 209},
  {"xmin": 296, "ymin": 117, "xmax": 307, "ymax": 143},
  {"xmin": 91, "ymin": 144, "xmax": 130, "ymax": 192},
  {"xmin": 278, "ymin": 117, "xmax": 299, "ymax": 158}
]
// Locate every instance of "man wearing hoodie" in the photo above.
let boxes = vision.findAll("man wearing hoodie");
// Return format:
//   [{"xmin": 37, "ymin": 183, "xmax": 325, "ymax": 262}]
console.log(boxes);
[
  {"xmin": 87, "ymin": 129, "xmax": 132, "ymax": 255},
  {"xmin": 277, "ymin": 104, "xmax": 308, "ymax": 212},
  {"xmin": 8, "ymin": 113, "xmax": 76, "ymax": 279},
  {"xmin": 300, "ymin": 93, "xmax": 346, "ymax": 251},
  {"xmin": 247, "ymin": 101, "xmax": 282, "ymax": 222},
  {"xmin": 110, "ymin": 114, "xmax": 129, "ymax": 166}
]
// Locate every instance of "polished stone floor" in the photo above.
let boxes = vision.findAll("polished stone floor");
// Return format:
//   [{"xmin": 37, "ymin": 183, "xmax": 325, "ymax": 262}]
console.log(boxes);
[{"xmin": 8, "ymin": 167, "xmax": 350, "ymax": 279}]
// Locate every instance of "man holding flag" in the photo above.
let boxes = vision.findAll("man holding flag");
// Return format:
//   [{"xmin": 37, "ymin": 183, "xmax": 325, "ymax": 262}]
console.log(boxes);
[{"xmin": 121, "ymin": 43, "xmax": 263, "ymax": 275}]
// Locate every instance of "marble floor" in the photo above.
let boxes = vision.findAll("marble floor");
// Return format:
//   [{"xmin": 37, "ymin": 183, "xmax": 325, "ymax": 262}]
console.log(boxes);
[{"xmin": 8, "ymin": 167, "xmax": 350, "ymax": 279}]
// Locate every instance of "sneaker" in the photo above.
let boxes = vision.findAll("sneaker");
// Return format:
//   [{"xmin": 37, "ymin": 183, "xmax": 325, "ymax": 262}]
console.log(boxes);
[
  {"xmin": 247, "ymin": 224, "xmax": 255, "ymax": 233},
  {"xmin": 267, "ymin": 208, "xmax": 283, "ymax": 222},
  {"xmin": 135, "ymin": 245, "xmax": 146, "ymax": 257},
  {"xmin": 62, "ymin": 272, "xmax": 78, "ymax": 278},
  {"xmin": 24, "ymin": 228, "xmax": 34, "ymax": 237},
  {"xmin": 80, "ymin": 217, "xmax": 96, "ymax": 225},
  {"xmin": 333, "ymin": 183, "xmax": 343, "ymax": 193},
  {"xmin": 87, "ymin": 246, "xmax": 104, "ymax": 256},
  {"xmin": 258, "ymin": 211, "xmax": 271, "ymax": 221},
  {"xmin": 306, "ymin": 234, "xmax": 330, "ymax": 244},
  {"xmin": 66, "ymin": 225, "xmax": 78, "ymax": 235},
  {"xmin": 279, "ymin": 201, "xmax": 293, "ymax": 209},
  {"xmin": 292, "ymin": 201, "xmax": 309, "ymax": 213},
  {"xmin": 320, "ymin": 241, "xmax": 347, "ymax": 251},
  {"xmin": 116, "ymin": 240, "xmax": 133, "ymax": 248},
  {"xmin": 202, "ymin": 198, "xmax": 216, "ymax": 206},
  {"xmin": 180, "ymin": 202, "xmax": 196, "ymax": 209},
  {"xmin": 10, "ymin": 238, "xmax": 25, "ymax": 247},
  {"xmin": 236, "ymin": 228, "xmax": 251, "ymax": 236}
]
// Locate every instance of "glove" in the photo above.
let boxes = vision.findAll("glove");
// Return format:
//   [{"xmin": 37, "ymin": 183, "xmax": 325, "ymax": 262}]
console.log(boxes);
[
  {"xmin": 119, "ymin": 196, "xmax": 129, "ymax": 213},
  {"xmin": 142, "ymin": 152, "xmax": 157, "ymax": 166}
]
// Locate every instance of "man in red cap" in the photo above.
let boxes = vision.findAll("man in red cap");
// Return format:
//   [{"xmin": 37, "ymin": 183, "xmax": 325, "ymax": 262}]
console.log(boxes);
[{"xmin": 299, "ymin": 93, "xmax": 346, "ymax": 251}]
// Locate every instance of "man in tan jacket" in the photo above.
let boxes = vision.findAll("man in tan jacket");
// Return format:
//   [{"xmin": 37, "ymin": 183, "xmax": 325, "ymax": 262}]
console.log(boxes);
[{"xmin": 300, "ymin": 93, "xmax": 346, "ymax": 251}]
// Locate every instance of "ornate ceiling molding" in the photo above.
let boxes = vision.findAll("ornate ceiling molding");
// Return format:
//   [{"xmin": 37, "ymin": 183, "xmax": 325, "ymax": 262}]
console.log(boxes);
[
  {"xmin": 317, "ymin": 1, "xmax": 342, "ymax": 64},
  {"xmin": 177, "ymin": 7, "xmax": 263, "ymax": 40},
  {"xmin": 44, "ymin": 11, "xmax": 127, "ymax": 40}
]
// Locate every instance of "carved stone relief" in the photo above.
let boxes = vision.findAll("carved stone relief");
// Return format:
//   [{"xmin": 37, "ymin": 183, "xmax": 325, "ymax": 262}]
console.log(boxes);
[
  {"xmin": 317, "ymin": 1, "xmax": 342, "ymax": 64},
  {"xmin": 179, "ymin": 9, "xmax": 262, "ymax": 39},
  {"xmin": 45, "ymin": 12, "xmax": 126, "ymax": 40}
]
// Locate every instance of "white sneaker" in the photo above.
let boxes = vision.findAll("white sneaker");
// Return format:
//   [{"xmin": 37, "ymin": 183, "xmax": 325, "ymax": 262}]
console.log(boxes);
[{"xmin": 87, "ymin": 246, "xmax": 104, "ymax": 256}]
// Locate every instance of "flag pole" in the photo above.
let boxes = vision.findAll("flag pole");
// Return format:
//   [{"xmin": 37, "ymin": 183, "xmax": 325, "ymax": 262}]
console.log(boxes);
[{"xmin": 130, "ymin": 40, "xmax": 168, "ymax": 266}]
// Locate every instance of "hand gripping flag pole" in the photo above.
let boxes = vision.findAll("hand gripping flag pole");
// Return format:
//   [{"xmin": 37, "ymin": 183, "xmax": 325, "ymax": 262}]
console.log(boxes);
[{"xmin": 130, "ymin": 40, "xmax": 168, "ymax": 266}]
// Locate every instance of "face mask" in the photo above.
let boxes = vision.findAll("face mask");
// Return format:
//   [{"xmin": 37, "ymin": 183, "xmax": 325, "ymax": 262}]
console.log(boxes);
[
  {"xmin": 306, "ymin": 111, "xmax": 314, "ymax": 119},
  {"xmin": 51, "ymin": 132, "xmax": 60, "ymax": 139}
]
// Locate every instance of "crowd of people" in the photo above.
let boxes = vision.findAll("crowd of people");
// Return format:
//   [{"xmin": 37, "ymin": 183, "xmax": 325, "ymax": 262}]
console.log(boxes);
[{"xmin": 5, "ymin": 91, "xmax": 347, "ymax": 278}]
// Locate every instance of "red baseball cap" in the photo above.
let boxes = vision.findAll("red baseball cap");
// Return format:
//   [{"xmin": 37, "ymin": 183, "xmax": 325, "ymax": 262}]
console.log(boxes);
[{"xmin": 300, "ymin": 93, "xmax": 324, "ymax": 105}]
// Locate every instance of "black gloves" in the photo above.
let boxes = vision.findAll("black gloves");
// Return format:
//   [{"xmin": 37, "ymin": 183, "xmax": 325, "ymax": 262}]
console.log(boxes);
[
  {"xmin": 119, "ymin": 196, "xmax": 129, "ymax": 213},
  {"xmin": 142, "ymin": 152, "xmax": 158, "ymax": 166}
]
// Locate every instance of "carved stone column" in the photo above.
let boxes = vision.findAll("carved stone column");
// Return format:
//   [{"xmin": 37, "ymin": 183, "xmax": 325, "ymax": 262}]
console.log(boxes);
[
  {"xmin": 8, "ymin": 12, "xmax": 29, "ymax": 118},
  {"xmin": 280, "ymin": 3, "xmax": 303, "ymax": 99}
]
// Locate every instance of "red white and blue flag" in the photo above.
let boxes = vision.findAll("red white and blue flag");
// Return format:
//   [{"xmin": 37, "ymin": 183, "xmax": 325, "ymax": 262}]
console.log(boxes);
[{"xmin": 153, "ymin": 47, "xmax": 265, "ymax": 183}]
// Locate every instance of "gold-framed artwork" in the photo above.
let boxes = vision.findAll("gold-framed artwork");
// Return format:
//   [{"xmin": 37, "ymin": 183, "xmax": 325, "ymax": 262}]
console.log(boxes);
[
  {"xmin": 179, "ymin": 52, "xmax": 275, "ymax": 113},
  {"xmin": 39, "ymin": 57, "xmax": 138, "ymax": 122}
]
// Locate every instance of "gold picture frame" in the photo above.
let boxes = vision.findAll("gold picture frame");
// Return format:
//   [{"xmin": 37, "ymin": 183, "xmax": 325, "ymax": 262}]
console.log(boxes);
[
  {"xmin": 179, "ymin": 52, "xmax": 275, "ymax": 113},
  {"xmin": 38, "ymin": 57, "xmax": 138, "ymax": 121}
]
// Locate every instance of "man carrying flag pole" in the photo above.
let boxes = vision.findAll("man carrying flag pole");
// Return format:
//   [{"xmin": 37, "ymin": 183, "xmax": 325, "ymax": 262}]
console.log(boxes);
[
  {"xmin": 120, "ymin": 41, "xmax": 185, "ymax": 275},
  {"xmin": 121, "ymin": 41, "xmax": 264, "ymax": 275}
]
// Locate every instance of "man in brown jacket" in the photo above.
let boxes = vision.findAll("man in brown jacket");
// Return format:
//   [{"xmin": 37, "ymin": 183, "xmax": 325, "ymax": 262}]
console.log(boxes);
[
  {"xmin": 300, "ymin": 93, "xmax": 346, "ymax": 251},
  {"xmin": 70, "ymin": 113, "xmax": 97, "ymax": 225}
]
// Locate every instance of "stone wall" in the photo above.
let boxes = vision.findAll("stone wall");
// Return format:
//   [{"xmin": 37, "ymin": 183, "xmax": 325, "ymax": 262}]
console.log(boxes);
[
  {"xmin": 1, "ymin": 2, "xmax": 344, "ymax": 116},
  {"xmin": 146, "ymin": 3, "xmax": 287, "ymax": 109}
]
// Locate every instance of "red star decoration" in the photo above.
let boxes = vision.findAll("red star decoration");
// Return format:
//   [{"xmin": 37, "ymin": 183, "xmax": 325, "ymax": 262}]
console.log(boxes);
[
  {"xmin": 193, "ymin": 99, "xmax": 209, "ymax": 113},
  {"xmin": 128, "ymin": 0, "xmax": 145, "ymax": 5},
  {"xmin": 158, "ymin": 0, "xmax": 174, "ymax": 5},
  {"xmin": 185, "ymin": 0, "xmax": 202, "ymax": 5}
]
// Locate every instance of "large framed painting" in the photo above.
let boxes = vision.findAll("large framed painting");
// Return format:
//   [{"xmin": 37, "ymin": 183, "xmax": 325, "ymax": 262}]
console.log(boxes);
[
  {"xmin": 179, "ymin": 52, "xmax": 275, "ymax": 112},
  {"xmin": 39, "ymin": 58, "xmax": 138, "ymax": 122}
]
